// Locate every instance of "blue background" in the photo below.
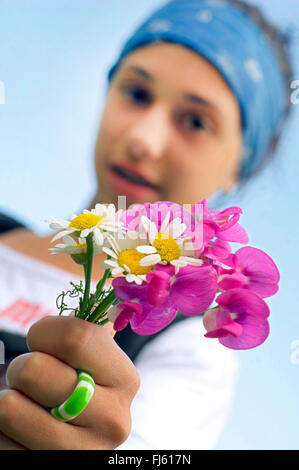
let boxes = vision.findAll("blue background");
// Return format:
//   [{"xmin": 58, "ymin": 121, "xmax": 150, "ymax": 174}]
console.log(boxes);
[{"xmin": 0, "ymin": 0, "xmax": 298, "ymax": 449}]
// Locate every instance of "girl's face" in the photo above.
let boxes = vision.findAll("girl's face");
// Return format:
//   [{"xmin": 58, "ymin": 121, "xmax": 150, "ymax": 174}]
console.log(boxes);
[{"xmin": 93, "ymin": 42, "xmax": 242, "ymax": 208}]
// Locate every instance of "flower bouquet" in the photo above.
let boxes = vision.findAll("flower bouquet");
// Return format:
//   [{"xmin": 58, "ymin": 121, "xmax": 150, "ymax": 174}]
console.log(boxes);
[{"xmin": 47, "ymin": 199, "xmax": 280, "ymax": 351}]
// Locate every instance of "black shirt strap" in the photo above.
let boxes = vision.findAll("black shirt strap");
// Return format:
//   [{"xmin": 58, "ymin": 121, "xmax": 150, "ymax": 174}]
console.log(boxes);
[{"xmin": 0, "ymin": 212, "xmax": 26, "ymax": 234}]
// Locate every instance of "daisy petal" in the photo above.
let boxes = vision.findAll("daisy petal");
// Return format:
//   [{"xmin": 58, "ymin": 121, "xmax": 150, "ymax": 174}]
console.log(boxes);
[
  {"xmin": 81, "ymin": 228, "xmax": 92, "ymax": 238},
  {"xmin": 170, "ymin": 260, "xmax": 187, "ymax": 267},
  {"xmin": 46, "ymin": 217, "xmax": 69, "ymax": 230},
  {"xmin": 148, "ymin": 221, "xmax": 158, "ymax": 244},
  {"xmin": 141, "ymin": 216, "xmax": 151, "ymax": 232},
  {"xmin": 168, "ymin": 218, "xmax": 186, "ymax": 238},
  {"xmin": 93, "ymin": 227, "xmax": 104, "ymax": 246},
  {"xmin": 111, "ymin": 267, "xmax": 124, "ymax": 275},
  {"xmin": 106, "ymin": 233, "xmax": 120, "ymax": 253},
  {"xmin": 123, "ymin": 263, "xmax": 131, "ymax": 273},
  {"xmin": 94, "ymin": 203, "xmax": 106, "ymax": 216},
  {"xmin": 102, "ymin": 247, "xmax": 118, "ymax": 259},
  {"xmin": 104, "ymin": 259, "xmax": 118, "ymax": 267},
  {"xmin": 133, "ymin": 276, "xmax": 143, "ymax": 285},
  {"xmin": 139, "ymin": 254, "xmax": 161, "ymax": 266},
  {"xmin": 62, "ymin": 235, "xmax": 76, "ymax": 245},
  {"xmin": 51, "ymin": 229, "xmax": 74, "ymax": 242},
  {"xmin": 160, "ymin": 211, "xmax": 171, "ymax": 233},
  {"xmin": 136, "ymin": 245, "xmax": 157, "ymax": 254}
]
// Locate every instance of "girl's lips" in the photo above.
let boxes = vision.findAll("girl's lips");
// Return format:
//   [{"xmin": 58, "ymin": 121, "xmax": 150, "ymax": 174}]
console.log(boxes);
[{"xmin": 107, "ymin": 167, "xmax": 160, "ymax": 198}]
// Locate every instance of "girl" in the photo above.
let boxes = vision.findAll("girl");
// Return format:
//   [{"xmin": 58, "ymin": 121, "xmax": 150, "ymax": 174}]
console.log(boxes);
[{"xmin": 0, "ymin": 0, "xmax": 294, "ymax": 450}]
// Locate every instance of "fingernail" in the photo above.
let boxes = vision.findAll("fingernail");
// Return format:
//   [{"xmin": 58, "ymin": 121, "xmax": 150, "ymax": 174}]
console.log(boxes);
[
  {"xmin": 103, "ymin": 321, "xmax": 116, "ymax": 338},
  {"xmin": 5, "ymin": 353, "xmax": 31, "ymax": 388}
]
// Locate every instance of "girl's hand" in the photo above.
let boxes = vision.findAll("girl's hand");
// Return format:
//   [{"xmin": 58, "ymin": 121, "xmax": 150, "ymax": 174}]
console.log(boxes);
[{"xmin": 0, "ymin": 315, "xmax": 140, "ymax": 449}]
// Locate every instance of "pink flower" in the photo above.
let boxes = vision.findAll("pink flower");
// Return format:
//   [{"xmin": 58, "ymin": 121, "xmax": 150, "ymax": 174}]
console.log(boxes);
[
  {"xmin": 107, "ymin": 199, "xmax": 278, "ymax": 351},
  {"xmin": 146, "ymin": 269, "xmax": 171, "ymax": 306},
  {"xmin": 111, "ymin": 276, "xmax": 177, "ymax": 334},
  {"xmin": 111, "ymin": 263, "xmax": 218, "ymax": 334},
  {"xmin": 201, "ymin": 238, "xmax": 232, "ymax": 261},
  {"xmin": 167, "ymin": 264, "xmax": 218, "ymax": 315},
  {"xmin": 108, "ymin": 301, "xmax": 143, "ymax": 332},
  {"xmin": 202, "ymin": 288, "xmax": 270, "ymax": 350},
  {"xmin": 192, "ymin": 199, "xmax": 248, "ymax": 245},
  {"xmin": 217, "ymin": 247, "xmax": 280, "ymax": 298}
]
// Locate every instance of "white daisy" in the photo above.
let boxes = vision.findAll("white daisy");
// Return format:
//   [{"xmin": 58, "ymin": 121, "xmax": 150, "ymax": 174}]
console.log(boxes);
[
  {"xmin": 102, "ymin": 231, "xmax": 153, "ymax": 285},
  {"xmin": 46, "ymin": 203, "xmax": 127, "ymax": 246},
  {"xmin": 136, "ymin": 212, "xmax": 204, "ymax": 274},
  {"xmin": 49, "ymin": 235, "xmax": 103, "ymax": 255}
]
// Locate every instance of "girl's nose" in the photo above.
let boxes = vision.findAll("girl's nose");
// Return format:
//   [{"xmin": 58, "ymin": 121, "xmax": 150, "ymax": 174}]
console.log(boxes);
[{"xmin": 125, "ymin": 105, "xmax": 171, "ymax": 162}]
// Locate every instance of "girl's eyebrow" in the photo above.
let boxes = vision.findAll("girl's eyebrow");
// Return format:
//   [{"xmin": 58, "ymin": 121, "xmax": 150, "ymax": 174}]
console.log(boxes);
[
  {"xmin": 123, "ymin": 65, "xmax": 154, "ymax": 82},
  {"xmin": 121, "ymin": 64, "xmax": 220, "ymax": 113}
]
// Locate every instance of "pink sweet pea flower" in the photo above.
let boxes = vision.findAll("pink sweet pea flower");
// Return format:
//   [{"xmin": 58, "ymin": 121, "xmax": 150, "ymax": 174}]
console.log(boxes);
[
  {"xmin": 108, "ymin": 301, "xmax": 143, "ymax": 332},
  {"xmin": 111, "ymin": 263, "xmax": 218, "ymax": 334},
  {"xmin": 217, "ymin": 246, "xmax": 280, "ymax": 298},
  {"xmin": 202, "ymin": 288, "xmax": 270, "ymax": 349},
  {"xmin": 201, "ymin": 238, "xmax": 232, "ymax": 261},
  {"xmin": 144, "ymin": 263, "xmax": 218, "ymax": 312},
  {"xmin": 191, "ymin": 199, "xmax": 248, "ymax": 245},
  {"xmin": 167, "ymin": 264, "xmax": 218, "ymax": 315},
  {"xmin": 146, "ymin": 270, "xmax": 171, "ymax": 306},
  {"xmin": 111, "ymin": 276, "xmax": 177, "ymax": 334}
]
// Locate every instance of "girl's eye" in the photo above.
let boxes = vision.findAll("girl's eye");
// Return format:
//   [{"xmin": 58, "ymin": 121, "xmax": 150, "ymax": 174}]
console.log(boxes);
[
  {"xmin": 122, "ymin": 85, "xmax": 151, "ymax": 105},
  {"xmin": 181, "ymin": 113, "xmax": 205, "ymax": 131}
]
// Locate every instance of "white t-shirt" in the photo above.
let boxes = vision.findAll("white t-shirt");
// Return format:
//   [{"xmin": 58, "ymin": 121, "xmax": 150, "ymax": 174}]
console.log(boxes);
[{"xmin": 0, "ymin": 242, "xmax": 239, "ymax": 450}]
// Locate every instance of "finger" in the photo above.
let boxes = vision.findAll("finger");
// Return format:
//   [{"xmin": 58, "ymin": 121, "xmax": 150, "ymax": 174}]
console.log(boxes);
[
  {"xmin": 0, "ymin": 388, "xmax": 111, "ymax": 450},
  {"xmin": 0, "ymin": 431, "xmax": 26, "ymax": 450},
  {"xmin": 5, "ymin": 351, "xmax": 129, "ymax": 429},
  {"xmin": 26, "ymin": 316, "xmax": 138, "ymax": 393},
  {"xmin": 6, "ymin": 352, "xmax": 78, "ymax": 408},
  {"xmin": 68, "ymin": 311, "xmax": 116, "ymax": 338}
]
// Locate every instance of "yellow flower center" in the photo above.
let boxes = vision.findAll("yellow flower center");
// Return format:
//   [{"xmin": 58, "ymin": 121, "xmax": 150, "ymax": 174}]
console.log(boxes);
[
  {"xmin": 117, "ymin": 249, "xmax": 152, "ymax": 275},
  {"xmin": 68, "ymin": 214, "xmax": 103, "ymax": 230},
  {"xmin": 152, "ymin": 233, "xmax": 180, "ymax": 263},
  {"xmin": 75, "ymin": 243, "xmax": 87, "ymax": 252}
]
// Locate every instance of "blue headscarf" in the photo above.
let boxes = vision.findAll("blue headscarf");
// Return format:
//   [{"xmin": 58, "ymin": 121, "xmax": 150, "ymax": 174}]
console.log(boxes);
[{"xmin": 107, "ymin": 0, "xmax": 286, "ymax": 181}]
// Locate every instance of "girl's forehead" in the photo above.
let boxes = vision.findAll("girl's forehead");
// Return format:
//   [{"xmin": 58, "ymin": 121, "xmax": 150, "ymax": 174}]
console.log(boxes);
[{"xmin": 122, "ymin": 42, "xmax": 224, "ymax": 81}]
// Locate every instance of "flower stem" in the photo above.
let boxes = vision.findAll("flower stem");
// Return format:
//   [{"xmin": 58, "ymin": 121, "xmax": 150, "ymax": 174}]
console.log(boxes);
[
  {"xmin": 97, "ymin": 317, "xmax": 110, "ymax": 327},
  {"xmin": 88, "ymin": 289, "xmax": 117, "ymax": 324},
  {"xmin": 79, "ymin": 234, "xmax": 94, "ymax": 318},
  {"xmin": 95, "ymin": 267, "xmax": 111, "ymax": 299}
]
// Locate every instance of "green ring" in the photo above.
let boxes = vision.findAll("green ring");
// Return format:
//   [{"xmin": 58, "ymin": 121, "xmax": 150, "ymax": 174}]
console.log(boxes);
[{"xmin": 49, "ymin": 369, "xmax": 95, "ymax": 422}]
